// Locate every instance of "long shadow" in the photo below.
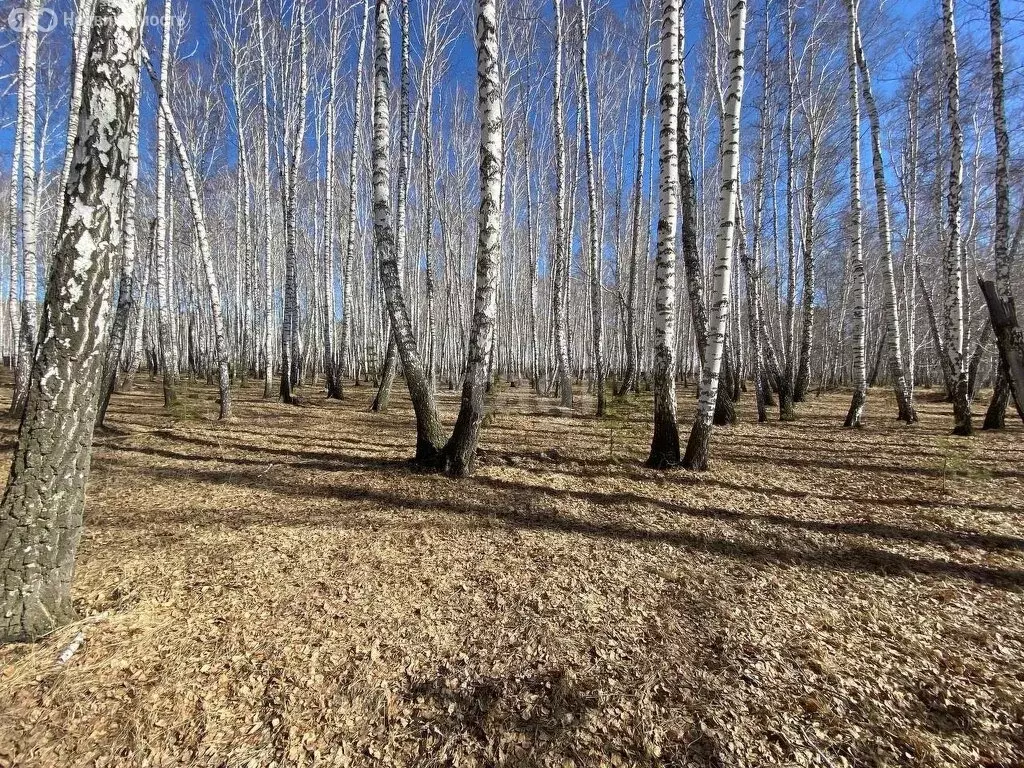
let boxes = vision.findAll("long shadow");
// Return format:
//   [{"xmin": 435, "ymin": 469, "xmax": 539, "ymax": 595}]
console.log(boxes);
[
  {"xmin": 532, "ymin": 462, "xmax": 1024, "ymax": 517},
  {"xmin": 725, "ymin": 452, "xmax": 1024, "ymax": 481},
  {"xmin": 104, "ymin": 435, "xmax": 1024, "ymax": 555},
  {"xmin": 467, "ymin": 474, "xmax": 1024, "ymax": 554},
  {"xmin": 114, "ymin": 462, "xmax": 1024, "ymax": 592}
]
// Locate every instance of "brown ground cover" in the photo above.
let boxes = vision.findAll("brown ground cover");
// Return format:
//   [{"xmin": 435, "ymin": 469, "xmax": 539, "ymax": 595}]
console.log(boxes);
[{"xmin": 0, "ymin": 379, "xmax": 1022, "ymax": 767}]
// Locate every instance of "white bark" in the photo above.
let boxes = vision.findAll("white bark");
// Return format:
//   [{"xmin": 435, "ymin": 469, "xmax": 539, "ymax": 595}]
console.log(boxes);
[
  {"xmin": 682, "ymin": 0, "xmax": 747, "ymax": 470},
  {"xmin": 647, "ymin": 0, "xmax": 681, "ymax": 468}
]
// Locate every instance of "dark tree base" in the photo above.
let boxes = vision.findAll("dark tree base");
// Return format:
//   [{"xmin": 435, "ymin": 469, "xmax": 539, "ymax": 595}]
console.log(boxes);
[{"xmin": 681, "ymin": 419, "xmax": 711, "ymax": 470}]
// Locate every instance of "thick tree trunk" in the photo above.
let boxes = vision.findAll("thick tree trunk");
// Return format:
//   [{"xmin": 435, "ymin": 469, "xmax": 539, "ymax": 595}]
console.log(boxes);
[
  {"xmin": 440, "ymin": 0, "xmax": 502, "ymax": 476},
  {"xmin": 982, "ymin": 0, "xmax": 1015, "ymax": 430},
  {"xmin": 0, "ymin": 0, "xmax": 143, "ymax": 643},
  {"xmin": 647, "ymin": 0, "xmax": 681, "ymax": 469},
  {"xmin": 979, "ymin": 281, "xmax": 1024, "ymax": 425}
]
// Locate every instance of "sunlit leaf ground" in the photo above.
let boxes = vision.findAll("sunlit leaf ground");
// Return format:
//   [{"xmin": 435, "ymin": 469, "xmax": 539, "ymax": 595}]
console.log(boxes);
[{"xmin": 1, "ymin": 377, "xmax": 1022, "ymax": 767}]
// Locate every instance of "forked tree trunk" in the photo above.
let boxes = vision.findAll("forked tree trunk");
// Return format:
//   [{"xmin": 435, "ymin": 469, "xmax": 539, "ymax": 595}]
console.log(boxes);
[
  {"xmin": 440, "ymin": 0, "xmax": 502, "ymax": 476},
  {"xmin": 682, "ymin": 0, "xmax": 746, "ymax": 471},
  {"xmin": 373, "ymin": 0, "xmax": 413, "ymax": 412},
  {"xmin": 979, "ymin": 280, "xmax": 1024, "ymax": 424},
  {"xmin": 0, "ymin": 0, "xmax": 143, "ymax": 643},
  {"xmin": 646, "ymin": 0, "xmax": 681, "ymax": 469},
  {"xmin": 372, "ymin": 0, "xmax": 445, "ymax": 462}
]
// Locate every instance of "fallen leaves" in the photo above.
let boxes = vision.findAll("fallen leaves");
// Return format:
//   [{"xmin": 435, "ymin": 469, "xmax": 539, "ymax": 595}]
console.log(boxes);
[{"xmin": 0, "ymin": 382, "xmax": 1021, "ymax": 767}]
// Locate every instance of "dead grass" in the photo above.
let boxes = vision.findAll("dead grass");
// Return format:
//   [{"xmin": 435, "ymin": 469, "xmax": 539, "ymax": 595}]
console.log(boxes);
[{"xmin": 0, "ymin": 377, "xmax": 1022, "ymax": 768}]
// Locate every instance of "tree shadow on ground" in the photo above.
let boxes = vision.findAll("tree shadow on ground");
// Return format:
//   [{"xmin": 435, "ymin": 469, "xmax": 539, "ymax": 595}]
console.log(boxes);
[{"xmin": 101, "ymin": 444, "xmax": 1024, "ymax": 591}]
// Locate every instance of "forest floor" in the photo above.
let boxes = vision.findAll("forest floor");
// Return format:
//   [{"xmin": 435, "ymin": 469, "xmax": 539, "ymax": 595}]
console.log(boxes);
[{"xmin": 0, "ymin": 377, "xmax": 1022, "ymax": 768}]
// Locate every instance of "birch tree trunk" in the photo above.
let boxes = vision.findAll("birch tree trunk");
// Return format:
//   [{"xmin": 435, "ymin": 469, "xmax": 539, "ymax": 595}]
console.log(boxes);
[
  {"xmin": 96, "ymin": 58, "xmax": 141, "ymax": 427},
  {"xmin": 440, "ymin": 0, "xmax": 502, "ymax": 476},
  {"xmin": 155, "ymin": 0, "xmax": 178, "ymax": 408},
  {"xmin": 321, "ymin": 0, "xmax": 342, "ymax": 399},
  {"xmin": 255, "ymin": 0, "xmax": 275, "ymax": 398},
  {"xmin": 280, "ymin": 3, "xmax": 309, "ymax": 404},
  {"xmin": 941, "ymin": 0, "xmax": 972, "ymax": 436},
  {"xmin": 372, "ymin": 0, "xmax": 445, "ymax": 462},
  {"xmin": 779, "ymin": 0, "xmax": 797, "ymax": 421},
  {"xmin": 843, "ymin": 0, "xmax": 867, "ymax": 427},
  {"xmin": 146, "ymin": 54, "xmax": 232, "ymax": 419},
  {"xmin": 0, "ymin": 0, "xmax": 143, "ymax": 643},
  {"xmin": 982, "ymin": 0, "xmax": 1017, "ymax": 429},
  {"xmin": 646, "ymin": 0, "xmax": 681, "ymax": 469},
  {"xmin": 338, "ymin": 0, "xmax": 371, "ymax": 398},
  {"xmin": 124, "ymin": 223, "xmax": 153, "ymax": 390},
  {"xmin": 681, "ymin": 0, "xmax": 746, "ymax": 471},
  {"xmin": 551, "ymin": 0, "xmax": 573, "ymax": 409},
  {"xmin": 579, "ymin": 0, "xmax": 605, "ymax": 416},
  {"xmin": 372, "ymin": 0, "xmax": 413, "ymax": 412},
  {"xmin": 10, "ymin": 0, "xmax": 41, "ymax": 419},
  {"xmin": 7, "ymin": 32, "xmax": 25, "ymax": 387},
  {"xmin": 616, "ymin": 0, "xmax": 653, "ymax": 397},
  {"xmin": 853, "ymin": 14, "xmax": 917, "ymax": 422}
]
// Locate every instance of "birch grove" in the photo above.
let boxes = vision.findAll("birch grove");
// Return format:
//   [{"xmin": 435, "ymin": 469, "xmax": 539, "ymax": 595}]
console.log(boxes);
[{"xmin": 0, "ymin": 0, "xmax": 1017, "ymax": 483}]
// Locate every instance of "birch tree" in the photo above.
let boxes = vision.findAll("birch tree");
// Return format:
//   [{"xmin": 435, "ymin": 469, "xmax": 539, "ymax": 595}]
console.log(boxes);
[
  {"xmin": 372, "ymin": 0, "xmax": 445, "ymax": 462},
  {"xmin": 10, "ymin": 0, "xmax": 41, "ymax": 419},
  {"xmin": 982, "ymin": 0, "xmax": 1018, "ymax": 429},
  {"xmin": 337, "ymin": 0, "xmax": 371, "ymax": 398},
  {"xmin": 852, "ymin": 7, "xmax": 917, "ymax": 423},
  {"xmin": 579, "ymin": 0, "xmax": 605, "ymax": 416},
  {"xmin": 0, "ymin": 0, "xmax": 144, "ymax": 643},
  {"xmin": 681, "ymin": 0, "xmax": 746, "ymax": 471},
  {"xmin": 941, "ymin": 0, "xmax": 972, "ymax": 436},
  {"xmin": 440, "ymin": 0, "xmax": 502, "ymax": 476},
  {"xmin": 551, "ymin": 0, "xmax": 573, "ymax": 409},
  {"xmin": 646, "ymin": 0, "xmax": 681, "ymax": 469},
  {"xmin": 155, "ymin": 0, "xmax": 178, "ymax": 408},
  {"xmin": 843, "ymin": 0, "xmax": 866, "ymax": 427}
]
